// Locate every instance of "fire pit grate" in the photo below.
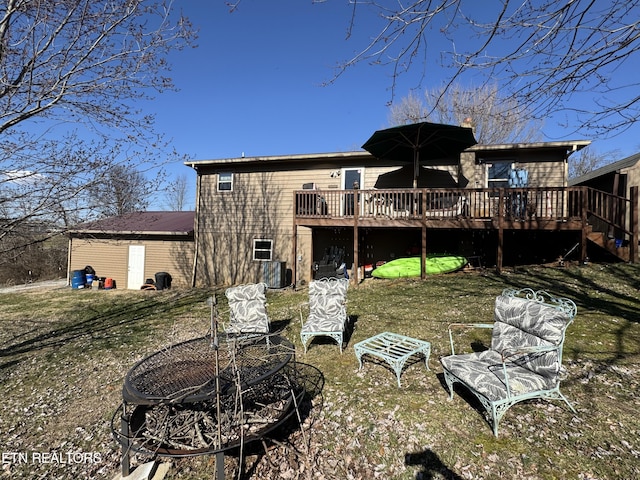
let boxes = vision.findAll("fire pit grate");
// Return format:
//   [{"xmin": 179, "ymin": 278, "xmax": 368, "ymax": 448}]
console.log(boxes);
[
  {"xmin": 112, "ymin": 334, "xmax": 323, "ymax": 477},
  {"xmin": 122, "ymin": 334, "xmax": 294, "ymax": 405}
]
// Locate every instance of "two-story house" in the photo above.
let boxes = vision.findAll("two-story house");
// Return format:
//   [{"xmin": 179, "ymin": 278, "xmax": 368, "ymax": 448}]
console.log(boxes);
[{"xmin": 186, "ymin": 137, "xmax": 637, "ymax": 288}]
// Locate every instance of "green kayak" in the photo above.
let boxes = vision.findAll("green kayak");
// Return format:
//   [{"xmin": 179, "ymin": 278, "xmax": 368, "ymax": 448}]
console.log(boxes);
[{"xmin": 372, "ymin": 255, "xmax": 467, "ymax": 278}]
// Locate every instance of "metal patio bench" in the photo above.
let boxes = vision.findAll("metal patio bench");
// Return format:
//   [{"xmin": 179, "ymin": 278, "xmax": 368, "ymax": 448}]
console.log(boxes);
[{"xmin": 440, "ymin": 288, "xmax": 577, "ymax": 436}]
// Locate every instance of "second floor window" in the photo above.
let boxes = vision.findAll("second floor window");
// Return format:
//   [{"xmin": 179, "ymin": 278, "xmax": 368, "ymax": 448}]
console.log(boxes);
[
  {"xmin": 487, "ymin": 161, "xmax": 512, "ymax": 189},
  {"xmin": 218, "ymin": 172, "xmax": 233, "ymax": 191}
]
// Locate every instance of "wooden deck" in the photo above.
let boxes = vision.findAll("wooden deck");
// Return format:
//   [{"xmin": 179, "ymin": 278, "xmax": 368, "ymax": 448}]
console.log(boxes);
[{"xmin": 292, "ymin": 186, "xmax": 638, "ymax": 280}]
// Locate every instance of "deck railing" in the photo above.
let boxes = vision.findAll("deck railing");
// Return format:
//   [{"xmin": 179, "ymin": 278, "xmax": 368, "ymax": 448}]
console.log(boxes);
[
  {"xmin": 586, "ymin": 188, "xmax": 632, "ymax": 238},
  {"xmin": 294, "ymin": 186, "xmax": 639, "ymax": 267},
  {"xmin": 294, "ymin": 187, "xmax": 587, "ymax": 222}
]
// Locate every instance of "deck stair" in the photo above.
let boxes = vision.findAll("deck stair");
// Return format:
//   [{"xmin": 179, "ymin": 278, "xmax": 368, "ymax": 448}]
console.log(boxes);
[{"xmin": 586, "ymin": 230, "xmax": 630, "ymax": 262}]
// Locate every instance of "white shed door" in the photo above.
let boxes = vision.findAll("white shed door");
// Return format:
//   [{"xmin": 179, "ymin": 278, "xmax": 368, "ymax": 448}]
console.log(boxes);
[{"xmin": 127, "ymin": 245, "xmax": 146, "ymax": 290}]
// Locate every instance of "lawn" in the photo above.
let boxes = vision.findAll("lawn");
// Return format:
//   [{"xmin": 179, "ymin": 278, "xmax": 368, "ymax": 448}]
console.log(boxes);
[{"xmin": 0, "ymin": 263, "xmax": 639, "ymax": 479}]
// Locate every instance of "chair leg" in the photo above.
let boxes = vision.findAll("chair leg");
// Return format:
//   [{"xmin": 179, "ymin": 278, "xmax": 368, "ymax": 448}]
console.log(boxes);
[
  {"xmin": 301, "ymin": 332, "xmax": 344, "ymax": 353},
  {"xmin": 556, "ymin": 390, "xmax": 577, "ymax": 414},
  {"xmin": 442, "ymin": 371, "xmax": 455, "ymax": 400},
  {"xmin": 491, "ymin": 405, "xmax": 500, "ymax": 437}
]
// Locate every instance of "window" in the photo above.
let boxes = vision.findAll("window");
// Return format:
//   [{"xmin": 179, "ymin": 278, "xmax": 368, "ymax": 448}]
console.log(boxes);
[
  {"xmin": 218, "ymin": 172, "xmax": 233, "ymax": 191},
  {"xmin": 487, "ymin": 161, "xmax": 513, "ymax": 189},
  {"xmin": 253, "ymin": 239, "xmax": 273, "ymax": 261}
]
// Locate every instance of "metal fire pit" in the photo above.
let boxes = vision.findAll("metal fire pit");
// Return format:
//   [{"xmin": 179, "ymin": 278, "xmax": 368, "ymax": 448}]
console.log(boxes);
[{"xmin": 111, "ymin": 334, "xmax": 322, "ymax": 478}]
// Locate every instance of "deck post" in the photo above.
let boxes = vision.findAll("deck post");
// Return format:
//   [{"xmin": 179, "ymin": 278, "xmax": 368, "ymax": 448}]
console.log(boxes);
[
  {"xmin": 497, "ymin": 190, "xmax": 504, "ymax": 272},
  {"xmin": 631, "ymin": 186, "xmax": 639, "ymax": 263},
  {"xmin": 580, "ymin": 187, "xmax": 588, "ymax": 262},
  {"xmin": 421, "ymin": 225, "xmax": 427, "ymax": 279},
  {"xmin": 421, "ymin": 190, "xmax": 427, "ymax": 279},
  {"xmin": 353, "ymin": 187, "xmax": 360, "ymax": 283},
  {"xmin": 610, "ymin": 173, "xmax": 620, "ymax": 238},
  {"xmin": 292, "ymin": 192, "xmax": 298, "ymax": 287}
]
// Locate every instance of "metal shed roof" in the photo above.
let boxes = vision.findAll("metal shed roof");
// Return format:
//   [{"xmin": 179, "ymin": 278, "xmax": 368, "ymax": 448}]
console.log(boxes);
[{"xmin": 68, "ymin": 211, "xmax": 195, "ymax": 236}]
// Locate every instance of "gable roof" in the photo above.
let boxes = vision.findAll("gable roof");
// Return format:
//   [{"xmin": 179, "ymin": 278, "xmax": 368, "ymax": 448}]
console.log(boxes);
[
  {"xmin": 185, "ymin": 151, "xmax": 373, "ymax": 170},
  {"xmin": 69, "ymin": 211, "xmax": 195, "ymax": 236},
  {"xmin": 186, "ymin": 141, "xmax": 592, "ymax": 171},
  {"xmin": 468, "ymin": 140, "xmax": 590, "ymax": 154},
  {"xmin": 569, "ymin": 152, "xmax": 640, "ymax": 186}
]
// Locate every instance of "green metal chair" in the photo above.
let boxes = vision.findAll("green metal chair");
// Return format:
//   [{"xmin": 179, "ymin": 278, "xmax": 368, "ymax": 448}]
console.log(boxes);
[
  {"xmin": 300, "ymin": 277, "xmax": 349, "ymax": 353},
  {"xmin": 440, "ymin": 288, "xmax": 577, "ymax": 436}
]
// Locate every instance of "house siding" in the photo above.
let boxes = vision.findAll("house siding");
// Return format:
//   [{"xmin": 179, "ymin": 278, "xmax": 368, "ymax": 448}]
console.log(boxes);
[
  {"xmin": 196, "ymin": 168, "xmax": 325, "ymax": 286},
  {"xmin": 69, "ymin": 237, "xmax": 193, "ymax": 289}
]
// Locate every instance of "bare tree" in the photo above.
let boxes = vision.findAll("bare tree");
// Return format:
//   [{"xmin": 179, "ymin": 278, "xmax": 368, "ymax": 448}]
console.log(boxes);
[
  {"xmin": 166, "ymin": 173, "xmax": 190, "ymax": 211},
  {"xmin": 388, "ymin": 91, "xmax": 429, "ymax": 125},
  {"xmin": 326, "ymin": 1, "xmax": 640, "ymax": 139},
  {"xmin": 0, "ymin": 0, "xmax": 194, "ymax": 136},
  {"xmin": 569, "ymin": 146, "xmax": 620, "ymax": 179},
  {"xmin": 0, "ymin": 0, "xmax": 195, "ymax": 261},
  {"xmin": 388, "ymin": 83, "xmax": 544, "ymax": 144},
  {"xmin": 98, "ymin": 164, "xmax": 152, "ymax": 217}
]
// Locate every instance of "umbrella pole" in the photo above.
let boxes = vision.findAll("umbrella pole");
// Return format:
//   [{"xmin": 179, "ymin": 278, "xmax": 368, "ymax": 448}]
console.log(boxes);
[{"xmin": 413, "ymin": 148, "xmax": 419, "ymax": 189}]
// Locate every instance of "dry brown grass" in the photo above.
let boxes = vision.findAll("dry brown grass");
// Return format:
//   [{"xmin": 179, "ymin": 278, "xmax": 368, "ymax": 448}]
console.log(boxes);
[{"xmin": 1, "ymin": 263, "xmax": 639, "ymax": 479}]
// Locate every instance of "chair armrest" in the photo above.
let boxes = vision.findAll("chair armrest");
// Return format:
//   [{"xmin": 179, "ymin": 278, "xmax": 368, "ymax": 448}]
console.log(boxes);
[
  {"xmin": 497, "ymin": 344, "xmax": 561, "ymax": 397},
  {"xmin": 447, "ymin": 323, "xmax": 493, "ymax": 355},
  {"xmin": 448, "ymin": 323, "xmax": 493, "ymax": 330}
]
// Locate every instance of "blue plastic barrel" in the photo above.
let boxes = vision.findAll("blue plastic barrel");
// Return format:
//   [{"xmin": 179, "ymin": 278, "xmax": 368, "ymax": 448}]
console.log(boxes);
[{"xmin": 71, "ymin": 270, "xmax": 86, "ymax": 289}]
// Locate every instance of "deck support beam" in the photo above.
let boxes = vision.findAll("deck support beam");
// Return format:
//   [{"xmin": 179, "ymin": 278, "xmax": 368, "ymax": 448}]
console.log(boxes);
[
  {"xmin": 292, "ymin": 192, "xmax": 298, "ymax": 287},
  {"xmin": 421, "ymin": 225, "xmax": 427, "ymax": 279},
  {"xmin": 631, "ymin": 186, "xmax": 639, "ymax": 263},
  {"xmin": 497, "ymin": 194, "xmax": 504, "ymax": 272},
  {"xmin": 421, "ymin": 193, "xmax": 427, "ymax": 279},
  {"xmin": 353, "ymin": 189, "xmax": 360, "ymax": 284},
  {"xmin": 581, "ymin": 188, "xmax": 588, "ymax": 262}
]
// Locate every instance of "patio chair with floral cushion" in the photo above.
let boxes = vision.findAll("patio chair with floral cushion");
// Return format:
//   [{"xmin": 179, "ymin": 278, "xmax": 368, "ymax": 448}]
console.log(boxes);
[
  {"xmin": 440, "ymin": 288, "xmax": 577, "ymax": 436},
  {"xmin": 224, "ymin": 283, "xmax": 270, "ymax": 335},
  {"xmin": 300, "ymin": 277, "xmax": 349, "ymax": 353}
]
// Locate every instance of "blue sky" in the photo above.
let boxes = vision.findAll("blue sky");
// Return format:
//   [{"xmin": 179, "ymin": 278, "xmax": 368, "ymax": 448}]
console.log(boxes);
[{"xmin": 145, "ymin": 1, "xmax": 639, "ymax": 209}]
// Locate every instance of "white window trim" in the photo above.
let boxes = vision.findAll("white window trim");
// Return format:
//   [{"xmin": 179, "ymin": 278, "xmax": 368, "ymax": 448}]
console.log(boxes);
[
  {"xmin": 218, "ymin": 172, "xmax": 233, "ymax": 192},
  {"xmin": 253, "ymin": 238, "xmax": 273, "ymax": 261},
  {"xmin": 486, "ymin": 161, "xmax": 514, "ymax": 188}
]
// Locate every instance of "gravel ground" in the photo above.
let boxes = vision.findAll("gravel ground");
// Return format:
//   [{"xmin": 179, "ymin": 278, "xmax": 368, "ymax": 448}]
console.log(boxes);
[{"xmin": 0, "ymin": 278, "xmax": 68, "ymax": 293}]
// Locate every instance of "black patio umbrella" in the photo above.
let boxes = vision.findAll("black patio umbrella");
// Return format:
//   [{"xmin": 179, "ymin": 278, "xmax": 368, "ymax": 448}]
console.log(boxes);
[
  {"xmin": 362, "ymin": 121, "xmax": 477, "ymax": 188},
  {"xmin": 374, "ymin": 165, "xmax": 458, "ymax": 189}
]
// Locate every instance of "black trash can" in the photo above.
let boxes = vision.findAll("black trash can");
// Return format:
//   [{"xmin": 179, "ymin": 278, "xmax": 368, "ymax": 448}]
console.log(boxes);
[{"xmin": 154, "ymin": 272, "xmax": 172, "ymax": 290}]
